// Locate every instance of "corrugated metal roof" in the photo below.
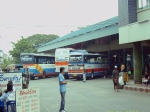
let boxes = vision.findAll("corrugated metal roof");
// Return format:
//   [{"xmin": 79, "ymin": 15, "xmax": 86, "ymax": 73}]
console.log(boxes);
[
  {"xmin": 38, "ymin": 16, "xmax": 118, "ymax": 52},
  {"xmin": 40, "ymin": 16, "xmax": 118, "ymax": 47}
]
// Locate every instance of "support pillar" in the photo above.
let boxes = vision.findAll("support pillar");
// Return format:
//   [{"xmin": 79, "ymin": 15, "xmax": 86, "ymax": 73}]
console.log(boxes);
[
  {"xmin": 108, "ymin": 51, "xmax": 111, "ymax": 71},
  {"xmin": 133, "ymin": 42, "xmax": 142, "ymax": 84},
  {"xmin": 123, "ymin": 49, "xmax": 126, "ymax": 65},
  {"xmin": 142, "ymin": 46, "xmax": 144, "ymax": 74}
]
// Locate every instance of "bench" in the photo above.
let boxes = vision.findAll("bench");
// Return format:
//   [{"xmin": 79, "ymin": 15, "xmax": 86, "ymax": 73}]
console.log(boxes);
[
  {"xmin": 0, "ymin": 101, "xmax": 16, "ymax": 112},
  {"xmin": 0, "ymin": 101, "xmax": 4, "ymax": 112},
  {"xmin": 7, "ymin": 101, "xmax": 16, "ymax": 112}
]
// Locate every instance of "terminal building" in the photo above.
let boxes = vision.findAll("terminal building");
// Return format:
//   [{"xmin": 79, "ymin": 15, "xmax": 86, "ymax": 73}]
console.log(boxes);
[
  {"xmin": 119, "ymin": 0, "xmax": 150, "ymax": 83},
  {"xmin": 38, "ymin": 0, "xmax": 150, "ymax": 83}
]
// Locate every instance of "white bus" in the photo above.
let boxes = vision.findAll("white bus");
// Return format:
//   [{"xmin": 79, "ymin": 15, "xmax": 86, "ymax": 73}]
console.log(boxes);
[{"xmin": 55, "ymin": 48, "xmax": 74, "ymax": 79}]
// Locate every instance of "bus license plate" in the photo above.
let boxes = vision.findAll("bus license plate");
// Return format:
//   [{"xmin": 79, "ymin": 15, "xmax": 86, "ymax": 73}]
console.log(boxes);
[{"xmin": 73, "ymin": 74, "xmax": 77, "ymax": 77}]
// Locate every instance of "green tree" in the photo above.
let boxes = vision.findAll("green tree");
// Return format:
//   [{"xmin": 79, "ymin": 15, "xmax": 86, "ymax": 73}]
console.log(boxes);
[
  {"xmin": 9, "ymin": 37, "xmax": 37, "ymax": 63},
  {"xmin": 9, "ymin": 34, "xmax": 59, "ymax": 63},
  {"xmin": 27, "ymin": 34, "xmax": 59, "ymax": 47},
  {"xmin": 1, "ymin": 58, "xmax": 13, "ymax": 70}
]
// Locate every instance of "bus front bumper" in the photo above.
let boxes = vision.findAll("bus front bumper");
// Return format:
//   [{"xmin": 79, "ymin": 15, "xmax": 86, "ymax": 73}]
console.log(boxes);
[{"xmin": 68, "ymin": 73, "xmax": 83, "ymax": 78}]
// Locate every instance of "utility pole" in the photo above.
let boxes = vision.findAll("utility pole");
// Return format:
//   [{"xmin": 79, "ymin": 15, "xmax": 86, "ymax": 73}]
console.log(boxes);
[{"xmin": 22, "ymin": 67, "xmax": 30, "ymax": 89}]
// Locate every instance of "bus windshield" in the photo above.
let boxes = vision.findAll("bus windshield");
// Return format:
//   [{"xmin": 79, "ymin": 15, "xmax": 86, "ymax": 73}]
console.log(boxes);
[{"xmin": 70, "ymin": 55, "xmax": 83, "ymax": 62}]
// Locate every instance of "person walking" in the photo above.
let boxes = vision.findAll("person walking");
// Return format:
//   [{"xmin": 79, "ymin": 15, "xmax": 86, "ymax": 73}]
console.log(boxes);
[
  {"xmin": 112, "ymin": 66, "xmax": 119, "ymax": 92},
  {"xmin": 59, "ymin": 67, "xmax": 68, "ymax": 112},
  {"xmin": 83, "ymin": 65, "xmax": 86, "ymax": 82}
]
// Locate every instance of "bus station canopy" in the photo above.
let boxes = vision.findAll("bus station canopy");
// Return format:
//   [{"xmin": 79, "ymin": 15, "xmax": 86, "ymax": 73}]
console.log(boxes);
[{"xmin": 38, "ymin": 16, "xmax": 118, "ymax": 53}]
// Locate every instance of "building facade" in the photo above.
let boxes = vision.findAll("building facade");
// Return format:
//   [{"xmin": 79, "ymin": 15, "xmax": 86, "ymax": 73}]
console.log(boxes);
[{"xmin": 118, "ymin": 0, "xmax": 150, "ymax": 83}]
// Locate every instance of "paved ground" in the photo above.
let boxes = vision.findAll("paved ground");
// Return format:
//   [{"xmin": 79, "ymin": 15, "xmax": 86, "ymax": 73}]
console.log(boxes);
[{"xmin": 29, "ymin": 77, "xmax": 150, "ymax": 112}]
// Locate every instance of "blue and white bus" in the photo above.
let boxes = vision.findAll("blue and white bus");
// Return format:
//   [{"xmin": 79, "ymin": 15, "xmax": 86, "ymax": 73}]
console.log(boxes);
[
  {"xmin": 20, "ymin": 53, "xmax": 56, "ymax": 80},
  {"xmin": 68, "ymin": 51, "xmax": 109, "ymax": 79}
]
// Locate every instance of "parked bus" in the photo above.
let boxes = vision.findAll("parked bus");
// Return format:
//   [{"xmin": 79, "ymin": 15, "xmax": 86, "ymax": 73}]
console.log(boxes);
[
  {"xmin": 55, "ymin": 48, "xmax": 74, "ymax": 79},
  {"xmin": 68, "ymin": 51, "xmax": 109, "ymax": 79},
  {"xmin": 20, "ymin": 53, "xmax": 56, "ymax": 80},
  {"xmin": 4, "ymin": 64, "xmax": 23, "ymax": 73}
]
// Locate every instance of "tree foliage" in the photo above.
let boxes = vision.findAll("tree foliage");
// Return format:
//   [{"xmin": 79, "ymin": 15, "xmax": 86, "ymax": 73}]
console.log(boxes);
[
  {"xmin": 9, "ymin": 34, "xmax": 59, "ymax": 63},
  {"xmin": 1, "ymin": 58, "xmax": 13, "ymax": 70},
  {"xmin": 27, "ymin": 34, "xmax": 59, "ymax": 47}
]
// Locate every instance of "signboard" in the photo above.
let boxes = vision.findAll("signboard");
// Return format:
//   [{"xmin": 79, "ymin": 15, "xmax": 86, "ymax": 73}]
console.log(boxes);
[
  {"xmin": 21, "ymin": 55, "xmax": 33, "ymax": 62},
  {"xmin": 0, "ymin": 73, "xmax": 22, "ymax": 91},
  {"xmin": 16, "ymin": 88, "xmax": 40, "ymax": 112}
]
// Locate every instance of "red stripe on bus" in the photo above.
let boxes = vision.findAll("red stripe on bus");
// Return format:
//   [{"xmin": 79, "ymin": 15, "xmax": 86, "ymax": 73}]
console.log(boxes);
[
  {"xmin": 55, "ymin": 61, "xmax": 68, "ymax": 66},
  {"xmin": 23, "ymin": 64, "xmax": 34, "ymax": 68},
  {"xmin": 69, "ymin": 68, "xmax": 106, "ymax": 73}
]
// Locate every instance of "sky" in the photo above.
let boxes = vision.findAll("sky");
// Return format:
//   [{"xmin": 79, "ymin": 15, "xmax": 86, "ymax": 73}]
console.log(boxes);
[{"xmin": 0, "ymin": 0, "xmax": 118, "ymax": 55}]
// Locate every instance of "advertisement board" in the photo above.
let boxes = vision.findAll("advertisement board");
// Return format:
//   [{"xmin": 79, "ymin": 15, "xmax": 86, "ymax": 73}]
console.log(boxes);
[
  {"xmin": 0, "ymin": 73, "xmax": 22, "ymax": 91},
  {"xmin": 16, "ymin": 88, "xmax": 40, "ymax": 112}
]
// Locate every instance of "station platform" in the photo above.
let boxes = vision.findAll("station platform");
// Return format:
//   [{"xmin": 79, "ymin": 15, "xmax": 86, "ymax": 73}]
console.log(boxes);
[{"xmin": 124, "ymin": 79, "xmax": 150, "ymax": 94}]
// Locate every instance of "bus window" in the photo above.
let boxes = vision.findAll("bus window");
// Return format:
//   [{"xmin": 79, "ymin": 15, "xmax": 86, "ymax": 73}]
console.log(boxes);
[
  {"xmin": 34, "ymin": 56, "xmax": 38, "ymax": 64},
  {"xmin": 70, "ymin": 55, "xmax": 82, "ymax": 62},
  {"xmin": 84, "ymin": 56, "xmax": 88, "ymax": 63},
  {"xmin": 47, "ymin": 57, "xmax": 55, "ymax": 64},
  {"xmin": 38, "ymin": 57, "xmax": 47, "ymax": 64},
  {"xmin": 86, "ymin": 55, "xmax": 97, "ymax": 63},
  {"xmin": 47, "ymin": 58, "xmax": 50, "ymax": 64},
  {"xmin": 51, "ymin": 58, "xmax": 55, "ymax": 64},
  {"xmin": 43, "ymin": 58, "xmax": 47, "ymax": 64},
  {"xmin": 85, "ymin": 55, "xmax": 109, "ymax": 64},
  {"xmin": 101, "ymin": 56, "xmax": 109, "ymax": 64}
]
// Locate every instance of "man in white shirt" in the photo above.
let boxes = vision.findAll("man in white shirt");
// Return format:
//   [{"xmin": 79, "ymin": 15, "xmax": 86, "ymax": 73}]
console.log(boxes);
[
  {"xmin": 0, "ymin": 83, "xmax": 15, "ymax": 101},
  {"xmin": 0, "ymin": 83, "xmax": 16, "ymax": 112},
  {"xmin": 83, "ymin": 65, "xmax": 86, "ymax": 82}
]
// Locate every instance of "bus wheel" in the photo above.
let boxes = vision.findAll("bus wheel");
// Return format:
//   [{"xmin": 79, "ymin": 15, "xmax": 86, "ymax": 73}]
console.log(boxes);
[
  {"xmin": 91, "ymin": 72, "xmax": 94, "ymax": 79},
  {"xmin": 54, "ymin": 74, "xmax": 58, "ymax": 77},
  {"xmin": 42, "ymin": 72, "xmax": 46, "ymax": 79},
  {"xmin": 30, "ymin": 76, "xmax": 35, "ymax": 80}
]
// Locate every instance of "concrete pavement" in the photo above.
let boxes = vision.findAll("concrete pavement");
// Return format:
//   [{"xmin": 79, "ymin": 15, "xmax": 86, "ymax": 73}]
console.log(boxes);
[{"xmin": 29, "ymin": 77, "xmax": 150, "ymax": 112}]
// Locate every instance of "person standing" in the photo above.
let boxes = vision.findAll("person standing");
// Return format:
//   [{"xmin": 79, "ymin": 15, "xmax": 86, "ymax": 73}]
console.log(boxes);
[
  {"xmin": 59, "ymin": 67, "xmax": 68, "ymax": 112},
  {"xmin": 118, "ymin": 73, "xmax": 124, "ymax": 89},
  {"xmin": 121, "ymin": 64, "xmax": 126, "ymax": 85},
  {"xmin": 5, "ymin": 80, "xmax": 16, "ymax": 92},
  {"xmin": 112, "ymin": 66, "xmax": 119, "ymax": 92},
  {"xmin": 0, "ymin": 83, "xmax": 16, "ymax": 112},
  {"xmin": 83, "ymin": 65, "xmax": 86, "ymax": 82}
]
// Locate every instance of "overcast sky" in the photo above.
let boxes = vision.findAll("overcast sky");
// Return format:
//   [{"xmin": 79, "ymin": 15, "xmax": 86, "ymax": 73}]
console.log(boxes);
[{"xmin": 0, "ymin": 0, "xmax": 118, "ymax": 55}]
